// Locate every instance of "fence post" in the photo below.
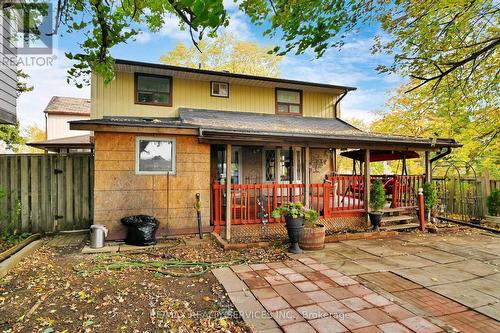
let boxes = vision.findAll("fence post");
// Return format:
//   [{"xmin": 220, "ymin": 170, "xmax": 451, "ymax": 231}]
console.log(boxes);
[
  {"xmin": 481, "ymin": 170, "xmax": 491, "ymax": 216},
  {"xmin": 323, "ymin": 182, "xmax": 330, "ymax": 218},
  {"xmin": 418, "ymin": 188, "xmax": 426, "ymax": 231}
]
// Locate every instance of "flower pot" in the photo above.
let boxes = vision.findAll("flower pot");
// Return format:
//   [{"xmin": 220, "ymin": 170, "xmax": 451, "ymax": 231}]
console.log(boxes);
[
  {"xmin": 299, "ymin": 224, "xmax": 325, "ymax": 250},
  {"xmin": 368, "ymin": 212, "xmax": 383, "ymax": 231},
  {"xmin": 284, "ymin": 215, "xmax": 304, "ymax": 254}
]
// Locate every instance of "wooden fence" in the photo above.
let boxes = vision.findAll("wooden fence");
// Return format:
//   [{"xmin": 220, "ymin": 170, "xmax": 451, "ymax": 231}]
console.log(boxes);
[
  {"xmin": 433, "ymin": 174, "xmax": 499, "ymax": 221},
  {"xmin": 0, "ymin": 154, "xmax": 93, "ymax": 233}
]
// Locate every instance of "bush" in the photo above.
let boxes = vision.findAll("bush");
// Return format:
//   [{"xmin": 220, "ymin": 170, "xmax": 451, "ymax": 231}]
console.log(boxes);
[
  {"xmin": 370, "ymin": 180, "xmax": 386, "ymax": 211},
  {"xmin": 423, "ymin": 183, "xmax": 437, "ymax": 211},
  {"xmin": 487, "ymin": 189, "xmax": 500, "ymax": 216}
]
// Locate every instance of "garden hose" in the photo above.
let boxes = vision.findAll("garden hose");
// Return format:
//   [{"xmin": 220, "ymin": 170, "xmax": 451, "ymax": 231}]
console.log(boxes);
[{"xmin": 73, "ymin": 253, "xmax": 246, "ymax": 277}]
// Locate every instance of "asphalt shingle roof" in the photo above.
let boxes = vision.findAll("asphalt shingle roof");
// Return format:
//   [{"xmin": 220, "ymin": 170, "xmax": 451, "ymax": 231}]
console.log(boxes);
[{"xmin": 44, "ymin": 96, "xmax": 91, "ymax": 115}]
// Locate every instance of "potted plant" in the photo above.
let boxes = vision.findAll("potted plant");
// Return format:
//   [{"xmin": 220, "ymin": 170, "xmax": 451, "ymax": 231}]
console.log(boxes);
[
  {"xmin": 271, "ymin": 202, "xmax": 318, "ymax": 254},
  {"xmin": 422, "ymin": 182, "xmax": 437, "ymax": 221},
  {"xmin": 299, "ymin": 207, "xmax": 323, "ymax": 251},
  {"xmin": 485, "ymin": 189, "xmax": 500, "ymax": 224},
  {"xmin": 368, "ymin": 179, "xmax": 386, "ymax": 231}
]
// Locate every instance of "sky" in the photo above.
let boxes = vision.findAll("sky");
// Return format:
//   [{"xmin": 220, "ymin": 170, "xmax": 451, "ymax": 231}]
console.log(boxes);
[{"xmin": 16, "ymin": 1, "xmax": 405, "ymax": 131}]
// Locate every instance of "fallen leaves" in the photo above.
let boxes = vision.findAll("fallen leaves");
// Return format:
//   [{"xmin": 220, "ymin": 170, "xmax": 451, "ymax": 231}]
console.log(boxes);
[{"xmin": 0, "ymin": 236, "xmax": 284, "ymax": 332}]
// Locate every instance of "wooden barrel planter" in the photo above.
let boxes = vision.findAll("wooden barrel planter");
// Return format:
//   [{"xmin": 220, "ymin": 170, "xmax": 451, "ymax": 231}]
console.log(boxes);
[{"xmin": 299, "ymin": 224, "xmax": 325, "ymax": 250}]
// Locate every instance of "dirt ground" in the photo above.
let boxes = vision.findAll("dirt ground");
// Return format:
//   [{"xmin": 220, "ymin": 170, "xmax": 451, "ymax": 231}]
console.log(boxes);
[{"xmin": 0, "ymin": 236, "xmax": 288, "ymax": 333}]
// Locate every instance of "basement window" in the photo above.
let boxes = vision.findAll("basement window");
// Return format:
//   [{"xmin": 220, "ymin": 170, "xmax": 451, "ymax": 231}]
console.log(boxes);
[
  {"xmin": 276, "ymin": 88, "xmax": 302, "ymax": 115},
  {"xmin": 136, "ymin": 137, "xmax": 176, "ymax": 175},
  {"xmin": 135, "ymin": 73, "xmax": 172, "ymax": 106}
]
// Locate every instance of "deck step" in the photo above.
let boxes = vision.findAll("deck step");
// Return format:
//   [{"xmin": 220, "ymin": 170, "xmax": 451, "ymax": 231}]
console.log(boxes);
[
  {"xmin": 381, "ymin": 215, "xmax": 415, "ymax": 223},
  {"xmin": 381, "ymin": 223, "xmax": 420, "ymax": 231},
  {"xmin": 382, "ymin": 207, "xmax": 416, "ymax": 213}
]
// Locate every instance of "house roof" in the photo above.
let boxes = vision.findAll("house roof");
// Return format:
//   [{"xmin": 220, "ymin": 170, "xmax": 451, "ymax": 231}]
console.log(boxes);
[
  {"xmin": 44, "ymin": 96, "xmax": 91, "ymax": 116},
  {"xmin": 179, "ymin": 108, "xmax": 360, "ymax": 135},
  {"xmin": 114, "ymin": 59, "xmax": 356, "ymax": 95},
  {"xmin": 27, "ymin": 135, "xmax": 93, "ymax": 151},
  {"xmin": 70, "ymin": 109, "xmax": 460, "ymax": 150}
]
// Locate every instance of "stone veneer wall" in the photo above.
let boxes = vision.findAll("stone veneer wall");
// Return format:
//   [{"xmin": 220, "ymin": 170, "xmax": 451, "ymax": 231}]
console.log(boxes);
[{"xmin": 94, "ymin": 132, "xmax": 211, "ymax": 240}]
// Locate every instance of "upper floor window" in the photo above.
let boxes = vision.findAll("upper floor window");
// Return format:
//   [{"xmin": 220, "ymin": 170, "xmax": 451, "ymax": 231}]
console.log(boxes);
[
  {"xmin": 211, "ymin": 81, "xmax": 229, "ymax": 97},
  {"xmin": 135, "ymin": 73, "xmax": 172, "ymax": 106},
  {"xmin": 276, "ymin": 88, "xmax": 302, "ymax": 115}
]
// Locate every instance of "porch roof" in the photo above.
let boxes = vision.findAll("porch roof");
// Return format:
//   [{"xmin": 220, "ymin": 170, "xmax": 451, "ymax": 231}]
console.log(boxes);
[
  {"xmin": 70, "ymin": 109, "xmax": 461, "ymax": 150},
  {"xmin": 27, "ymin": 134, "xmax": 93, "ymax": 151}
]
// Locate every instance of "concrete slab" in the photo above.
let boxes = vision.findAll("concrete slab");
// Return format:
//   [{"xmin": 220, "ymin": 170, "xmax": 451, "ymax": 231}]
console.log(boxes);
[
  {"xmin": 384, "ymin": 254, "xmax": 436, "ymax": 268},
  {"xmin": 228, "ymin": 290, "xmax": 279, "ymax": 331},
  {"xmin": 81, "ymin": 245, "xmax": 119, "ymax": 254},
  {"xmin": 332, "ymin": 246, "xmax": 379, "ymax": 260},
  {"xmin": 442, "ymin": 259, "xmax": 499, "ymax": 277},
  {"xmin": 475, "ymin": 303, "xmax": 500, "ymax": 321},
  {"xmin": 429, "ymin": 283, "xmax": 499, "ymax": 308},
  {"xmin": 213, "ymin": 267, "xmax": 248, "ymax": 293},
  {"xmin": 325, "ymin": 260, "xmax": 375, "ymax": 276},
  {"xmin": 413, "ymin": 249, "xmax": 465, "ymax": 264}
]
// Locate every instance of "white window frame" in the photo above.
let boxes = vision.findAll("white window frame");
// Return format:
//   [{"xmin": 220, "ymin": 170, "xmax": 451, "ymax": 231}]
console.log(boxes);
[
  {"xmin": 210, "ymin": 81, "xmax": 229, "ymax": 97},
  {"xmin": 135, "ymin": 136, "xmax": 176, "ymax": 175},
  {"xmin": 262, "ymin": 147, "xmax": 303, "ymax": 184}
]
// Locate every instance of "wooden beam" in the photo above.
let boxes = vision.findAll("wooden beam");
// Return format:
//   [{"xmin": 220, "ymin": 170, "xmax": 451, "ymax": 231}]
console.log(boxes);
[
  {"xmin": 332, "ymin": 148, "xmax": 337, "ymax": 175},
  {"xmin": 225, "ymin": 144, "xmax": 232, "ymax": 241},
  {"xmin": 70, "ymin": 123, "xmax": 199, "ymax": 135},
  {"xmin": 305, "ymin": 146, "xmax": 310, "ymax": 207},
  {"xmin": 424, "ymin": 151, "xmax": 431, "ymax": 183},
  {"xmin": 363, "ymin": 149, "xmax": 371, "ymax": 213},
  {"xmin": 198, "ymin": 136, "xmax": 445, "ymax": 151}
]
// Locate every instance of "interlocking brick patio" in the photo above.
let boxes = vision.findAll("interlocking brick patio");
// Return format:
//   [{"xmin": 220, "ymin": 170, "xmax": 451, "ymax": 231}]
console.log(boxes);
[
  {"xmin": 214, "ymin": 233, "xmax": 500, "ymax": 332},
  {"xmin": 219, "ymin": 257, "xmax": 445, "ymax": 332}
]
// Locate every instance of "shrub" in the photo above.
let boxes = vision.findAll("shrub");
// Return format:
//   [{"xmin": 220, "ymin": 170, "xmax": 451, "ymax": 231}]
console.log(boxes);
[
  {"xmin": 487, "ymin": 189, "xmax": 499, "ymax": 216},
  {"xmin": 370, "ymin": 180, "xmax": 386, "ymax": 211},
  {"xmin": 423, "ymin": 183, "xmax": 437, "ymax": 211},
  {"xmin": 271, "ymin": 202, "xmax": 319, "ymax": 227}
]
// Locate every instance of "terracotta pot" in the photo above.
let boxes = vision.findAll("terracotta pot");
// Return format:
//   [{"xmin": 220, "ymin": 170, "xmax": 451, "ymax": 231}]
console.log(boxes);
[{"xmin": 299, "ymin": 224, "xmax": 325, "ymax": 250}]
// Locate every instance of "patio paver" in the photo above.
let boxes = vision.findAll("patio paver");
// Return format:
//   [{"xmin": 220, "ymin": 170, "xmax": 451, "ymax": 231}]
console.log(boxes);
[{"xmin": 215, "ymin": 233, "xmax": 500, "ymax": 332}]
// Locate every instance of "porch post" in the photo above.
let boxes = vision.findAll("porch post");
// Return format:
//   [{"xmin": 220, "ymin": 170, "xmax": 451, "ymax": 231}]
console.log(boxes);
[
  {"xmin": 225, "ymin": 144, "xmax": 232, "ymax": 241},
  {"xmin": 305, "ymin": 146, "xmax": 310, "ymax": 206},
  {"xmin": 364, "ymin": 149, "xmax": 371, "ymax": 213},
  {"xmin": 425, "ymin": 151, "xmax": 431, "ymax": 183},
  {"xmin": 331, "ymin": 149, "xmax": 337, "ymax": 175}
]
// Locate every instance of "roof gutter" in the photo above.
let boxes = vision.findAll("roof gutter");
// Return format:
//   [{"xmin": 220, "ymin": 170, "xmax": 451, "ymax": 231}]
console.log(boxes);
[
  {"xmin": 334, "ymin": 89, "xmax": 349, "ymax": 118},
  {"xmin": 430, "ymin": 147, "xmax": 452, "ymax": 163}
]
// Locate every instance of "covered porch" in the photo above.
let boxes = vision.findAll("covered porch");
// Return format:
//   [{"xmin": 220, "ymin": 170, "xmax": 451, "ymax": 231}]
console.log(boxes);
[
  {"xmin": 187, "ymin": 109, "xmax": 460, "ymax": 241},
  {"xmin": 210, "ymin": 145, "xmax": 426, "ymax": 236}
]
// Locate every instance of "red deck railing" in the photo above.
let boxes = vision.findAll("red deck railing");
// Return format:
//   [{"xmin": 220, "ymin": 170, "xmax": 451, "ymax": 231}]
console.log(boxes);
[
  {"xmin": 213, "ymin": 176, "xmax": 365, "ymax": 227},
  {"xmin": 213, "ymin": 174, "xmax": 425, "ymax": 227}
]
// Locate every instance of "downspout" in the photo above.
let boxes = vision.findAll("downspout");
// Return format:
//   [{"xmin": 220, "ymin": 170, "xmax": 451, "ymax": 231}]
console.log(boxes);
[
  {"xmin": 430, "ymin": 147, "xmax": 452, "ymax": 163},
  {"xmin": 334, "ymin": 89, "xmax": 349, "ymax": 118},
  {"xmin": 429, "ymin": 147, "xmax": 452, "ymax": 182}
]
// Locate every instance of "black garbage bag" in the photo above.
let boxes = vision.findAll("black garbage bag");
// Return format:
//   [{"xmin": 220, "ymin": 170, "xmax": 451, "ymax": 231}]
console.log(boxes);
[{"xmin": 121, "ymin": 215, "xmax": 159, "ymax": 246}]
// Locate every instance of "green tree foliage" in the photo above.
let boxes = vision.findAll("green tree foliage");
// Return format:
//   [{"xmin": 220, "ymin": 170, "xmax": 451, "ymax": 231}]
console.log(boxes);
[
  {"xmin": 0, "ymin": 122, "xmax": 24, "ymax": 150},
  {"xmin": 160, "ymin": 33, "xmax": 281, "ymax": 76},
  {"xmin": 423, "ymin": 183, "xmax": 437, "ymax": 211},
  {"xmin": 369, "ymin": 179, "xmax": 386, "ymax": 211},
  {"xmin": 371, "ymin": 81, "xmax": 499, "ymax": 177},
  {"xmin": 49, "ymin": 0, "xmax": 227, "ymax": 87},
  {"xmin": 487, "ymin": 189, "xmax": 500, "ymax": 216},
  {"xmin": 13, "ymin": 0, "xmax": 494, "ymax": 96}
]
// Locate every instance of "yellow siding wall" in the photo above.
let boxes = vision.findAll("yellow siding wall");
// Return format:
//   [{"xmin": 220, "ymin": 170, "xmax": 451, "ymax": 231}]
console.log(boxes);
[
  {"xmin": 91, "ymin": 72, "xmax": 338, "ymax": 119},
  {"xmin": 94, "ymin": 132, "xmax": 210, "ymax": 240}
]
